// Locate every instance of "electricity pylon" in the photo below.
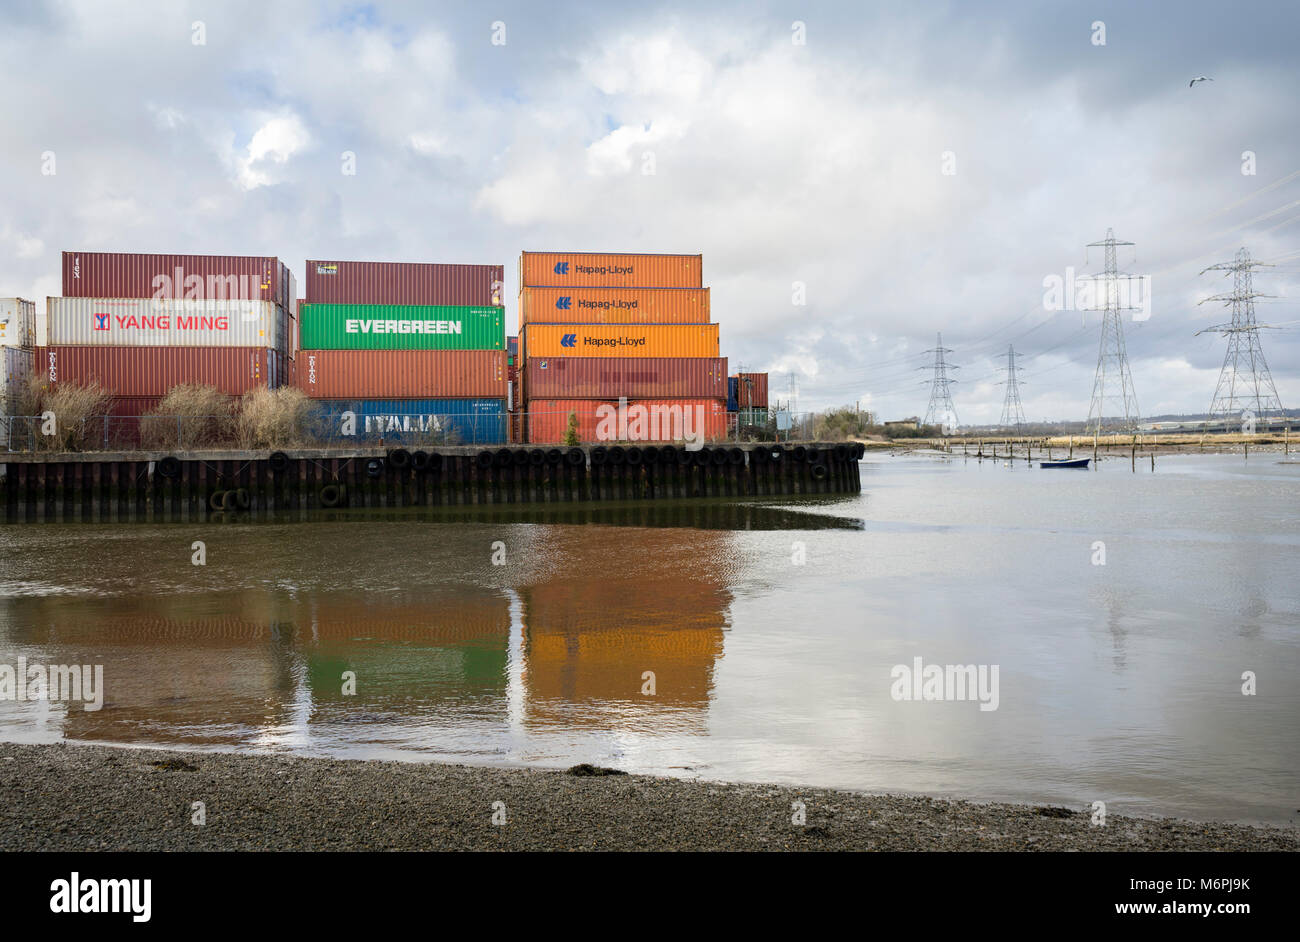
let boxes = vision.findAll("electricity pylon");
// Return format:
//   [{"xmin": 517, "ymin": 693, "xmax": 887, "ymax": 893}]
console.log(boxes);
[
  {"xmin": 1195, "ymin": 247, "xmax": 1285, "ymax": 429},
  {"xmin": 920, "ymin": 332, "xmax": 959, "ymax": 432},
  {"xmin": 997, "ymin": 344, "xmax": 1027, "ymax": 433},
  {"xmin": 1084, "ymin": 229, "xmax": 1142, "ymax": 436}
]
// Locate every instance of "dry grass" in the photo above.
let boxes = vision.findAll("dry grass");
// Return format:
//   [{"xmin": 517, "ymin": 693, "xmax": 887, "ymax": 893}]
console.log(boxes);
[
  {"xmin": 36, "ymin": 382, "xmax": 112, "ymax": 452},
  {"xmin": 140, "ymin": 384, "xmax": 235, "ymax": 449},
  {"xmin": 236, "ymin": 386, "xmax": 313, "ymax": 449}
]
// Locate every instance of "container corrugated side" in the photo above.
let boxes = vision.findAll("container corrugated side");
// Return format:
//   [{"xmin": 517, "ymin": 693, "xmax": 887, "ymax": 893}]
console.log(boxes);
[
  {"xmin": 521, "ymin": 323, "xmax": 719, "ymax": 359},
  {"xmin": 2, "ymin": 346, "xmax": 33, "ymax": 395},
  {"xmin": 35, "ymin": 346, "xmax": 283, "ymax": 396},
  {"xmin": 299, "ymin": 304, "xmax": 505, "ymax": 351},
  {"xmin": 520, "ymin": 252, "xmax": 703, "ymax": 288},
  {"xmin": 311, "ymin": 398, "xmax": 505, "ymax": 445},
  {"xmin": 305, "ymin": 260, "xmax": 504, "ymax": 306},
  {"xmin": 62, "ymin": 251, "xmax": 290, "ymax": 309},
  {"xmin": 297, "ymin": 349, "xmax": 506, "ymax": 399},
  {"xmin": 521, "ymin": 357, "xmax": 727, "ymax": 400},
  {"xmin": 0, "ymin": 299, "xmax": 37, "ymax": 347},
  {"xmin": 519, "ymin": 287, "xmax": 710, "ymax": 325},
  {"xmin": 46, "ymin": 297, "xmax": 287, "ymax": 350},
  {"xmin": 736, "ymin": 372, "xmax": 769, "ymax": 408},
  {"xmin": 525, "ymin": 398, "xmax": 726, "ymax": 444}
]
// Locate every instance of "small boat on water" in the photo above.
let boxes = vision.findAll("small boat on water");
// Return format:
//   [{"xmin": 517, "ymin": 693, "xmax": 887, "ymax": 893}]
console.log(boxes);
[{"xmin": 1039, "ymin": 457, "xmax": 1091, "ymax": 469}]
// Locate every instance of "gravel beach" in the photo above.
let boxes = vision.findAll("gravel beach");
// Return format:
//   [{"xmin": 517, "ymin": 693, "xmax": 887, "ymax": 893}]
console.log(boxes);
[{"xmin": 1, "ymin": 741, "xmax": 1294, "ymax": 851}]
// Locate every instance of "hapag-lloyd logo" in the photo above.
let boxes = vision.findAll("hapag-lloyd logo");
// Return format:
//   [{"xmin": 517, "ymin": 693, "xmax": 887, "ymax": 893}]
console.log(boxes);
[{"xmin": 594, "ymin": 396, "xmax": 705, "ymax": 449}]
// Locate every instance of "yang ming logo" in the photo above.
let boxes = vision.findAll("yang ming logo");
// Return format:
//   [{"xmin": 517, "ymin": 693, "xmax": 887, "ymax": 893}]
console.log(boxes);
[
  {"xmin": 92, "ymin": 313, "xmax": 110, "ymax": 331},
  {"xmin": 560, "ymin": 333, "xmax": 577, "ymax": 348},
  {"xmin": 555, "ymin": 296, "xmax": 572, "ymax": 310},
  {"xmin": 553, "ymin": 262, "xmax": 569, "ymax": 275}
]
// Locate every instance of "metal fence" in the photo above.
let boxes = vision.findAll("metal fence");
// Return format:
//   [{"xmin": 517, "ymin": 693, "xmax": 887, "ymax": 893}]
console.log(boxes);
[{"xmin": 1, "ymin": 407, "xmax": 822, "ymax": 453}]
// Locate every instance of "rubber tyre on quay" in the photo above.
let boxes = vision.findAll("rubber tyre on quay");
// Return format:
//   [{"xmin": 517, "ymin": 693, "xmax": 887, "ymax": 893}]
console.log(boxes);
[
  {"xmin": 546, "ymin": 449, "xmax": 563, "ymax": 465},
  {"xmin": 231, "ymin": 488, "xmax": 251, "ymax": 510},
  {"xmin": 811, "ymin": 463, "xmax": 830, "ymax": 481},
  {"xmin": 388, "ymin": 448, "xmax": 412, "ymax": 470},
  {"xmin": 476, "ymin": 451, "xmax": 494, "ymax": 469},
  {"xmin": 728, "ymin": 447, "xmax": 745, "ymax": 466},
  {"xmin": 494, "ymin": 448, "xmax": 512, "ymax": 468},
  {"xmin": 853, "ymin": 442, "xmax": 866, "ymax": 459},
  {"xmin": 268, "ymin": 451, "xmax": 290, "ymax": 473},
  {"xmin": 591, "ymin": 447, "xmax": 608, "ymax": 465},
  {"xmin": 566, "ymin": 448, "xmax": 585, "ymax": 467},
  {"xmin": 833, "ymin": 444, "xmax": 849, "ymax": 463},
  {"xmin": 411, "ymin": 450, "xmax": 429, "ymax": 471},
  {"xmin": 208, "ymin": 490, "xmax": 228, "ymax": 511},
  {"xmin": 528, "ymin": 449, "xmax": 546, "ymax": 466},
  {"xmin": 608, "ymin": 446, "xmax": 626, "ymax": 465},
  {"xmin": 365, "ymin": 458, "xmax": 384, "ymax": 478},
  {"xmin": 768, "ymin": 447, "xmax": 785, "ymax": 463},
  {"xmin": 672, "ymin": 447, "xmax": 691, "ymax": 465},
  {"xmin": 792, "ymin": 446, "xmax": 808, "ymax": 462},
  {"xmin": 710, "ymin": 448, "xmax": 728, "ymax": 466},
  {"xmin": 158, "ymin": 456, "xmax": 182, "ymax": 479},
  {"xmin": 625, "ymin": 446, "xmax": 643, "ymax": 465},
  {"xmin": 319, "ymin": 483, "xmax": 346, "ymax": 508}
]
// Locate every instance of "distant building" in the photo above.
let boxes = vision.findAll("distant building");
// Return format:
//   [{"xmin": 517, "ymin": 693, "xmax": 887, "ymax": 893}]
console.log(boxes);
[{"xmin": 883, "ymin": 417, "xmax": 920, "ymax": 430}]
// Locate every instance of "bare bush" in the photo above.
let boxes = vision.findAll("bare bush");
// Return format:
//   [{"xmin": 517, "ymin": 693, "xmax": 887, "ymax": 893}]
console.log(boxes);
[
  {"xmin": 140, "ymin": 384, "xmax": 235, "ymax": 449},
  {"xmin": 237, "ymin": 386, "xmax": 312, "ymax": 449},
  {"xmin": 38, "ymin": 383, "xmax": 112, "ymax": 452}
]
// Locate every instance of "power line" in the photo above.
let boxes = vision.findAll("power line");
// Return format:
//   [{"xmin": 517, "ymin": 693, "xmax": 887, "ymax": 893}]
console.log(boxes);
[
  {"xmin": 920, "ymin": 332, "xmax": 959, "ymax": 430},
  {"xmin": 1084, "ymin": 228, "xmax": 1142, "ymax": 435}
]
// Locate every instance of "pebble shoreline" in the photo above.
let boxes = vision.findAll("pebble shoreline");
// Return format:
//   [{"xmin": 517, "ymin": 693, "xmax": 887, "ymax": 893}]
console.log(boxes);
[{"xmin": 1, "ymin": 742, "xmax": 1294, "ymax": 852}]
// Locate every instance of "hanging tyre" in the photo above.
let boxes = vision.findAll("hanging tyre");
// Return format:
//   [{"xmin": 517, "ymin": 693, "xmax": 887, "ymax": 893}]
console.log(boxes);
[
  {"xmin": 494, "ymin": 448, "xmax": 512, "ymax": 468},
  {"xmin": 608, "ymin": 446, "xmax": 626, "ymax": 465},
  {"xmin": 365, "ymin": 458, "xmax": 384, "ymax": 478},
  {"xmin": 546, "ymin": 448, "xmax": 563, "ymax": 464},
  {"xmin": 811, "ymin": 463, "xmax": 829, "ymax": 481},
  {"xmin": 158, "ymin": 456, "xmax": 182, "ymax": 479},
  {"xmin": 268, "ymin": 451, "xmax": 290, "ymax": 473},
  {"xmin": 528, "ymin": 449, "xmax": 546, "ymax": 466},
  {"xmin": 675, "ymin": 447, "xmax": 693, "ymax": 465},
  {"xmin": 834, "ymin": 443, "xmax": 849, "ymax": 462},
  {"xmin": 792, "ymin": 446, "xmax": 808, "ymax": 462},
  {"xmin": 476, "ymin": 451, "xmax": 494, "ymax": 469},
  {"xmin": 512, "ymin": 449, "xmax": 529, "ymax": 466},
  {"xmin": 768, "ymin": 446, "xmax": 785, "ymax": 463},
  {"xmin": 208, "ymin": 489, "xmax": 228, "ymax": 511},
  {"xmin": 319, "ymin": 483, "xmax": 346, "ymax": 507},
  {"xmin": 388, "ymin": 448, "xmax": 412, "ymax": 470},
  {"xmin": 625, "ymin": 446, "xmax": 643, "ymax": 465},
  {"xmin": 231, "ymin": 488, "xmax": 251, "ymax": 510},
  {"xmin": 710, "ymin": 448, "xmax": 728, "ymax": 466},
  {"xmin": 566, "ymin": 447, "xmax": 586, "ymax": 467},
  {"xmin": 591, "ymin": 446, "xmax": 608, "ymax": 465},
  {"xmin": 728, "ymin": 447, "xmax": 744, "ymax": 465},
  {"xmin": 411, "ymin": 450, "xmax": 430, "ymax": 471}
]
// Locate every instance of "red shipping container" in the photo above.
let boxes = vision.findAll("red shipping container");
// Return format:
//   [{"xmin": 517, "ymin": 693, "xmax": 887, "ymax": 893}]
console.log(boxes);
[
  {"xmin": 296, "ymin": 349, "xmax": 506, "ymax": 399},
  {"xmin": 525, "ymin": 398, "xmax": 726, "ymax": 444},
  {"xmin": 35, "ymin": 346, "xmax": 283, "ymax": 397},
  {"xmin": 305, "ymin": 260, "xmax": 504, "ymax": 306},
  {"xmin": 735, "ymin": 372, "xmax": 769, "ymax": 408},
  {"xmin": 62, "ymin": 251, "xmax": 292, "ymax": 310},
  {"xmin": 522, "ymin": 357, "xmax": 727, "ymax": 400}
]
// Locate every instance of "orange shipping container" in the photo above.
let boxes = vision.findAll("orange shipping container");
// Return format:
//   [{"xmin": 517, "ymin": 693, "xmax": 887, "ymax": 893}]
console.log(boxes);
[
  {"xmin": 525, "ymin": 398, "xmax": 727, "ymax": 444},
  {"xmin": 519, "ymin": 286, "xmax": 710, "ymax": 325},
  {"xmin": 522, "ymin": 324, "xmax": 719, "ymax": 359},
  {"xmin": 520, "ymin": 252, "xmax": 702, "ymax": 288}
]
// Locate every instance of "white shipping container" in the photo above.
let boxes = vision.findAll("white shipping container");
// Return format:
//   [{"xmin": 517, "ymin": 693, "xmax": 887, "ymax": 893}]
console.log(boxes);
[
  {"xmin": 46, "ymin": 297, "xmax": 288, "ymax": 350},
  {"xmin": 0, "ymin": 299, "xmax": 37, "ymax": 347},
  {"xmin": 2, "ymin": 345, "xmax": 33, "ymax": 398}
]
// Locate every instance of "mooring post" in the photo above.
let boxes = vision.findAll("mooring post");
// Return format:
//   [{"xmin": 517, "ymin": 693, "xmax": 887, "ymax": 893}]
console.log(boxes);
[{"xmin": 1151, "ymin": 453, "xmax": 1155, "ymax": 472}]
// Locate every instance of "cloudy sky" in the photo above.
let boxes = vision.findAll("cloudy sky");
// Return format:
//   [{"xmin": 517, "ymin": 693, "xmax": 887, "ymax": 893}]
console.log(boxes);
[{"xmin": 2, "ymin": 0, "xmax": 1297, "ymax": 423}]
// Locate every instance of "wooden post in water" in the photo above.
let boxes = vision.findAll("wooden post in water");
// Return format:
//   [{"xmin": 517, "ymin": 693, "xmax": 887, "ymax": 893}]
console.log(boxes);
[{"xmin": 1150, "ymin": 453, "xmax": 1155, "ymax": 472}]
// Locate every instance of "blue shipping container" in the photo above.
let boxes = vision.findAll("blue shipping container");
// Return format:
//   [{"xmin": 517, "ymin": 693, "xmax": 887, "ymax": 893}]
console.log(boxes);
[
  {"xmin": 311, "ymin": 398, "xmax": 506, "ymax": 444},
  {"xmin": 726, "ymin": 377, "xmax": 739, "ymax": 412}
]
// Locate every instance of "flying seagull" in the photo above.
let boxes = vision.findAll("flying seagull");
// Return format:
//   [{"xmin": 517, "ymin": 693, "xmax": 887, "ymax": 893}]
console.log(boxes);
[{"xmin": 1189, "ymin": 76, "xmax": 1214, "ymax": 87}]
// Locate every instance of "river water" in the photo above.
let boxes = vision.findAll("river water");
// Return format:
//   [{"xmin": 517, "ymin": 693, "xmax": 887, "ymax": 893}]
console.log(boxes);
[{"xmin": 2, "ymin": 452, "xmax": 1297, "ymax": 825}]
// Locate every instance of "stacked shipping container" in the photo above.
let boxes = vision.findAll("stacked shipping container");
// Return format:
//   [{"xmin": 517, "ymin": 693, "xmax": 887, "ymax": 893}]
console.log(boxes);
[
  {"xmin": 734, "ymin": 371, "xmax": 770, "ymax": 426},
  {"xmin": 1, "ymin": 299, "xmax": 36, "ymax": 444},
  {"xmin": 298, "ymin": 260, "xmax": 507, "ymax": 444},
  {"xmin": 517, "ymin": 252, "xmax": 725, "ymax": 444},
  {"xmin": 38, "ymin": 252, "xmax": 296, "ymax": 443}
]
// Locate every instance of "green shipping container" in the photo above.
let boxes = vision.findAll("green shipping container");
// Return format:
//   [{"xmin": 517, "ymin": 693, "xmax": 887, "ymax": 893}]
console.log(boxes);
[{"xmin": 299, "ymin": 304, "xmax": 505, "ymax": 351}]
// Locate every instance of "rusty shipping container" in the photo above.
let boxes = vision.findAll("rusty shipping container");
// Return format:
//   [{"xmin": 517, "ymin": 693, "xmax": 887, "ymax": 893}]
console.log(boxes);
[
  {"xmin": 519, "ymin": 286, "xmax": 710, "ymax": 325},
  {"xmin": 520, "ymin": 252, "xmax": 703, "ymax": 288},
  {"xmin": 522, "ymin": 357, "xmax": 728, "ymax": 400},
  {"xmin": 62, "ymin": 251, "xmax": 294, "ymax": 310},
  {"xmin": 46, "ymin": 297, "xmax": 288, "ymax": 350},
  {"xmin": 296, "ymin": 349, "xmax": 506, "ymax": 399},
  {"xmin": 305, "ymin": 260, "xmax": 504, "ymax": 306},
  {"xmin": 521, "ymin": 324, "xmax": 719, "ymax": 360},
  {"xmin": 735, "ymin": 372, "xmax": 769, "ymax": 408},
  {"xmin": 525, "ymin": 398, "xmax": 727, "ymax": 444},
  {"xmin": 35, "ymin": 346, "xmax": 284, "ymax": 396}
]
